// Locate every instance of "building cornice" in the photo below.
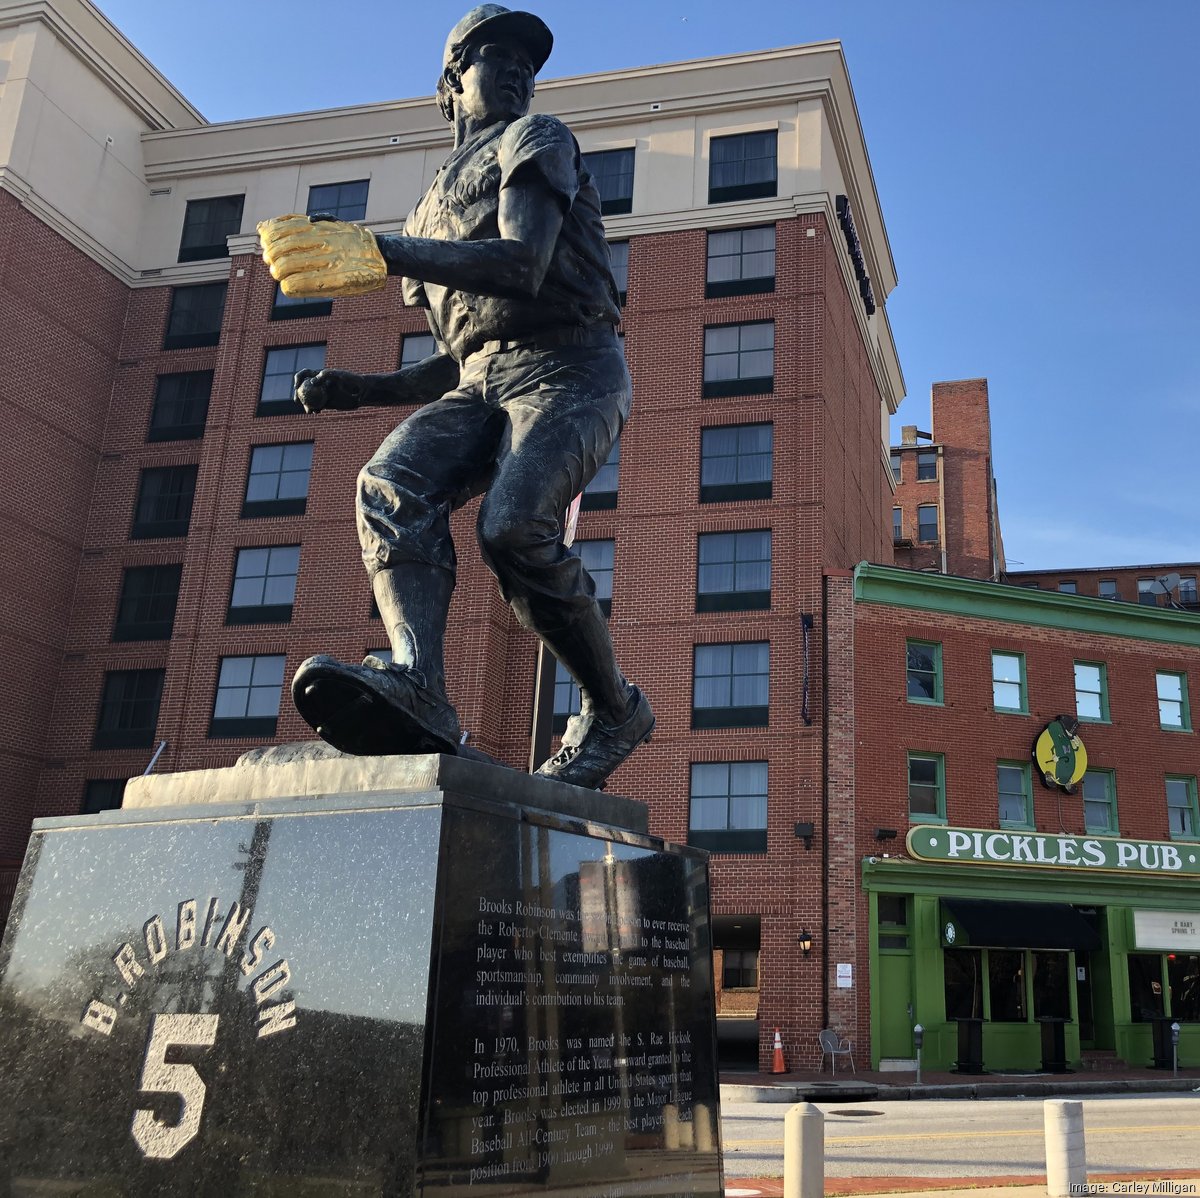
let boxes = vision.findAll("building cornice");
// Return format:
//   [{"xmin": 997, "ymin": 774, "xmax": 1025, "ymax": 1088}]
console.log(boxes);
[
  {"xmin": 853, "ymin": 561, "xmax": 1200, "ymax": 648},
  {"xmin": 0, "ymin": 0, "xmax": 203, "ymax": 129}
]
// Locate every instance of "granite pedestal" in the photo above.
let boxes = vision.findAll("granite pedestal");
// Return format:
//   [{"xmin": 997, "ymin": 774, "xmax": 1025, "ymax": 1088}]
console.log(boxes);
[{"xmin": 0, "ymin": 753, "xmax": 722, "ymax": 1198}]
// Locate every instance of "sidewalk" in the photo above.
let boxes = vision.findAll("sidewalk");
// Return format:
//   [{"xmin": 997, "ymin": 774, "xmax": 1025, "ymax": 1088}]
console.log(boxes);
[
  {"xmin": 727, "ymin": 1178, "xmax": 1200, "ymax": 1198},
  {"xmin": 720, "ymin": 1062, "xmax": 1200, "ymax": 1103}
]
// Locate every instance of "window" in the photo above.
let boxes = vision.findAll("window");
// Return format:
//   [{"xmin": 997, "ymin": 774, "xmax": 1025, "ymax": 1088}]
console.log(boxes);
[
  {"xmin": 1074, "ymin": 661, "xmax": 1109, "ymax": 722},
  {"xmin": 692, "ymin": 642, "xmax": 769, "ymax": 729},
  {"xmin": 696, "ymin": 530, "xmax": 770, "ymax": 612},
  {"xmin": 243, "ymin": 442, "xmax": 313, "ymax": 518},
  {"xmin": 905, "ymin": 640, "xmax": 942, "ymax": 704},
  {"xmin": 708, "ymin": 130, "xmax": 777, "ymax": 204},
  {"xmin": 113, "ymin": 564, "xmax": 182, "ymax": 641},
  {"xmin": 722, "ymin": 948, "xmax": 759, "ymax": 989},
  {"xmin": 82, "ymin": 779, "xmax": 126, "ymax": 815},
  {"xmin": 702, "ymin": 321, "xmax": 773, "ymax": 397},
  {"xmin": 307, "ymin": 178, "xmax": 369, "ymax": 222},
  {"xmin": 227, "ymin": 545, "xmax": 301, "ymax": 625},
  {"xmin": 552, "ymin": 659, "xmax": 581, "ymax": 734},
  {"xmin": 688, "ymin": 761, "xmax": 767, "ymax": 853},
  {"xmin": 998, "ymin": 761, "xmax": 1032, "ymax": 827},
  {"xmin": 700, "ymin": 423, "xmax": 772, "ymax": 503},
  {"xmin": 271, "ymin": 281, "xmax": 332, "ymax": 321},
  {"xmin": 1082, "ymin": 769, "xmax": 1117, "ymax": 834},
  {"xmin": 571, "ymin": 539, "xmax": 614, "ymax": 615},
  {"xmin": 1128, "ymin": 953, "xmax": 1165, "ymax": 1022},
  {"xmin": 581, "ymin": 438, "xmax": 619, "ymax": 510},
  {"xmin": 1099, "ymin": 579, "xmax": 1118, "ymax": 600},
  {"xmin": 1158, "ymin": 672, "xmax": 1190, "ymax": 730},
  {"xmin": 148, "ymin": 371, "xmax": 212, "ymax": 441},
  {"xmin": 944, "ymin": 949, "xmax": 983, "ymax": 1020},
  {"xmin": 877, "ymin": 895, "xmax": 910, "ymax": 950},
  {"xmin": 608, "ymin": 241, "xmax": 628, "ymax": 303},
  {"xmin": 209, "ymin": 654, "xmax": 286, "ymax": 738},
  {"xmin": 401, "ymin": 332, "xmax": 438, "ymax": 365},
  {"xmin": 890, "ymin": 451, "xmax": 902, "ymax": 480},
  {"xmin": 892, "ymin": 508, "xmax": 903, "ymax": 542},
  {"xmin": 178, "ymin": 194, "xmax": 244, "ymax": 262},
  {"xmin": 1166, "ymin": 776, "xmax": 1198, "ymax": 839},
  {"xmin": 258, "ymin": 344, "xmax": 326, "ymax": 416},
  {"xmin": 1169, "ymin": 953, "xmax": 1200, "ymax": 1021},
  {"xmin": 705, "ymin": 226, "xmax": 775, "ymax": 298},
  {"xmin": 131, "ymin": 465, "xmax": 197, "ymax": 540},
  {"xmin": 916, "ymin": 450, "xmax": 937, "ymax": 481},
  {"xmin": 583, "ymin": 147, "xmax": 634, "ymax": 215},
  {"xmin": 917, "ymin": 504, "xmax": 939, "ymax": 543},
  {"xmin": 1180, "ymin": 576, "xmax": 1198, "ymax": 605},
  {"xmin": 163, "ymin": 282, "xmax": 227, "ymax": 350},
  {"xmin": 991, "ymin": 651, "xmax": 1026, "ymax": 713},
  {"xmin": 907, "ymin": 752, "xmax": 945, "ymax": 822},
  {"xmin": 93, "ymin": 669, "xmax": 164, "ymax": 749},
  {"xmin": 1058, "ymin": 581, "xmax": 1077, "ymax": 594},
  {"xmin": 1138, "ymin": 579, "xmax": 1157, "ymax": 606},
  {"xmin": 368, "ymin": 647, "xmax": 392, "ymax": 665}
]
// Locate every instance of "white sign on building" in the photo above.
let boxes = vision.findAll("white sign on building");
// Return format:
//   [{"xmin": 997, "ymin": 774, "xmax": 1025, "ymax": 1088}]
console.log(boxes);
[{"xmin": 1133, "ymin": 910, "xmax": 1200, "ymax": 951}]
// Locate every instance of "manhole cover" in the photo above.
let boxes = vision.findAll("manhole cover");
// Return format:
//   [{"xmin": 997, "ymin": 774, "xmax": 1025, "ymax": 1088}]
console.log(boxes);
[{"xmin": 829, "ymin": 1109, "xmax": 884, "ymax": 1117}]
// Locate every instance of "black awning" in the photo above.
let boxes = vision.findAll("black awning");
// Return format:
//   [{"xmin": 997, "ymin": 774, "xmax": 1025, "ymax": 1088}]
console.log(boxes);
[{"xmin": 941, "ymin": 898, "xmax": 1102, "ymax": 951}]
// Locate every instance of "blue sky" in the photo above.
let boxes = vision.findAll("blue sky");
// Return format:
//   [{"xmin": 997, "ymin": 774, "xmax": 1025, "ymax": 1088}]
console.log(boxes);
[{"xmin": 95, "ymin": 0, "xmax": 1200, "ymax": 571}]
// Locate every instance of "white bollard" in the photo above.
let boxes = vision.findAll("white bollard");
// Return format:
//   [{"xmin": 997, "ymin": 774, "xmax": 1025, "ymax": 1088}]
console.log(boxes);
[
  {"xmin": 783, "ymin": 1101, "xmax": 824, "ymax": 1198},
  {"xmin": 1044, "ymin": 1099, "xmax": 1086, "ymax": 1197}
]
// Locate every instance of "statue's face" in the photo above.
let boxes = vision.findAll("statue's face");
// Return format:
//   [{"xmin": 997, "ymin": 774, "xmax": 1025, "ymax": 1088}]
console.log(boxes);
[{"xmin": 456, "ymin": 38, "xmax": 534, "ymax": 124}]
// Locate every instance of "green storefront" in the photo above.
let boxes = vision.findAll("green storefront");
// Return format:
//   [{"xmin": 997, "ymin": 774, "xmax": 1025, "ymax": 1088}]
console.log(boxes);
[{"xmin": 865, "ymin": 826, "xmax": 1200, "ymax": 1071}]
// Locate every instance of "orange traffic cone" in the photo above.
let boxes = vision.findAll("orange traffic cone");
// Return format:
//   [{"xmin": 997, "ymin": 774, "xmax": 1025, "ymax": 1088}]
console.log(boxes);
[{"xmin": 771, "ymin": 1027, "xmax": 786, "ymax": 1074}]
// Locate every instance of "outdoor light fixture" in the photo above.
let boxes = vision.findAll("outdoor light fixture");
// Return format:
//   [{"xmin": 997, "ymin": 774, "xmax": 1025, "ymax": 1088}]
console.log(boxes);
[
  {"xmin": 874, "ymin": 828, "xmax": 898, "ymax": 841},
  {"xmin": 794, "ymin": 821, "xmax": 815, "ymax": 850},
  {"xmin": 798, "ymin": 928, "xmax": 813, "ymax": 956}
]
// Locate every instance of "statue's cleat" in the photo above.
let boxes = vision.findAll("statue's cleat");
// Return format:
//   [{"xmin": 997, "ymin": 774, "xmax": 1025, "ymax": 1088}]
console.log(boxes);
[
  {"xmin": 534, "ymin": 685, "xmax": 654, "ymax": 790},
  {"xmin": 292, "ymin": 654, "xmax": 461, "ymax": 757}
]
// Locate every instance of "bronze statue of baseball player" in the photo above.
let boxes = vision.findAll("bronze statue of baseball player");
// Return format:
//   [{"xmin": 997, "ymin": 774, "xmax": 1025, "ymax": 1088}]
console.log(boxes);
[{"xmin": 258, "ymin": 4, "xmax": 652, "ymax": 789}]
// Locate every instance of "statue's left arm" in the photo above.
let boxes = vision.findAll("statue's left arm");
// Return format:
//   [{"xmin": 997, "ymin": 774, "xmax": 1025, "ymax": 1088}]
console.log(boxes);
[{"xmin": 376, "ymin": 114, "xmax": 576, "ymax": 301}]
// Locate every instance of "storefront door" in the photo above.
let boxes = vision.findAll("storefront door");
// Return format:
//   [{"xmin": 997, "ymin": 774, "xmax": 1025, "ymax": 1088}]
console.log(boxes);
[{"xmin": 878, "ymin": 950, "xmax": 914, "ymax": 1057}]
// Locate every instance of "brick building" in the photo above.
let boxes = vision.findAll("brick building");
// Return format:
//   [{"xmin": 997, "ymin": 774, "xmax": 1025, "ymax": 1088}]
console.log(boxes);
[{"xmin": 3, "ymin": 0, "xmax": 1196, "ymax": 1077}]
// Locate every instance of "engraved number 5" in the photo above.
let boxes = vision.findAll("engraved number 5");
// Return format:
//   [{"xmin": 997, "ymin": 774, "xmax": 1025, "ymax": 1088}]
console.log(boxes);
[{"xmin": 131, "ymin": 1013, "xmax": 219, "ymax": 1160}]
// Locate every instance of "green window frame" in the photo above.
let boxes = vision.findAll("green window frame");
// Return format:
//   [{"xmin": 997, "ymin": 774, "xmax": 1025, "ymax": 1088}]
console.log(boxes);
[
  {"xmin": 1156, "ymin": 671, "xmax": 1191, "ymax": 731},
  {"xmin": 997, "ymin": 760, "xmax": 1033, "ymax": 828},
  {"xmin": 991, "ymin": 650, "xmax": 1027, "ymax": 714},
  {"xmin": 905, "ymin": 640, "xmax": 942, "ymax": 705},
  {"xmin": 1082, "ymin": 769, "xmax": 1118, "ymax": 835},
  {"xmin": 1166, "ymin": 776, "xmax": 1199, "ymax": 840},
  {"xmin": 907, "ymin": 752, "xmax": 946, "ymax": 824},
  {"xmin": 1074, "ymin": 661, "xmax": 1109, "ymax": 723}
]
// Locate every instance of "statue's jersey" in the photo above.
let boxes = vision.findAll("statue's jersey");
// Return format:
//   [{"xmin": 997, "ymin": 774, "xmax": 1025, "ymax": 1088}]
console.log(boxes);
[{"xmin": 402, "ymin": 113, "xmax": 622, "ymax": 361}]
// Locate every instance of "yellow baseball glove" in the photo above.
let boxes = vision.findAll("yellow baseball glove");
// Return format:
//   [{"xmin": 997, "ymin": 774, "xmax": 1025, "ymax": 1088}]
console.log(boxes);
[{"xmin": 257, "ymin": 214, "xmax": 388, "ymax": 299}]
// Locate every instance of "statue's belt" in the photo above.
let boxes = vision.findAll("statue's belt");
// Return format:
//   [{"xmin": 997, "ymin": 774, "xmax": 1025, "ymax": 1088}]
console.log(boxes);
[{"xmin": 464, "ymin": 324, "xmax": 617, "ymax": 364}]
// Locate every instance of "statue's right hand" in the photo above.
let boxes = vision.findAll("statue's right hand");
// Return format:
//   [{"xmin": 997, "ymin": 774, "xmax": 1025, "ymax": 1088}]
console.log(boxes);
[
  {"xmin": 294, "ymin": 368, "xmax": 363, "ymax": 413},
  {"xmin": 257, "ymin": 213, "xmax": 387, "ymax": 299}
]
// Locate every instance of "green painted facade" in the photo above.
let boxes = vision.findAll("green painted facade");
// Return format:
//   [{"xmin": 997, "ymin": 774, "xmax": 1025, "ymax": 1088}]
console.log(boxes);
[{"xmin": 864, "ymin": 856, "xmax": 1200, "ymax": 1071}]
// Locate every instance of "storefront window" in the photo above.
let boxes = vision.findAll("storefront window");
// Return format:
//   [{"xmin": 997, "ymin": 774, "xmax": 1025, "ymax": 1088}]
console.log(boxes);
[
  {"xmin": 1128, "ymin": 953, "xmax": 1165, "ymax": 1022},
  {"xmin": 944, "ymin": 949, "xmax": 983, "ymax": 1019},
  {"xmin": 1168, "ymin": 954, "xmax": 1200, "ymax": 1022},
  {"xmin": 1032, "ymin": 951, "xmax": 1071, "ymax": 1019},
  {"xmin": 988, "ymin": 949, "xmax": 1026, "ymax": 1022}
]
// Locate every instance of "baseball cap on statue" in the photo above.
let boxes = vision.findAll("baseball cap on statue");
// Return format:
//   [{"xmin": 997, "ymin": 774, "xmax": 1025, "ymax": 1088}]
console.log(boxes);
[{"xmin": 443, "ymin": 5, "xmax": 553, "ymax": 74}]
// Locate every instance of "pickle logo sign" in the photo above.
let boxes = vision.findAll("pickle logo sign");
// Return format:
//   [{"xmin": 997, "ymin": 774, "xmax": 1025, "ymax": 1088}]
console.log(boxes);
[
  {"xmin": 1033, "ymin": 716, "xmax": 1087, "ymax": 792},
  {"xmin": 78, "ymin": 894, "xmax": 297, "ymax": 1161}
]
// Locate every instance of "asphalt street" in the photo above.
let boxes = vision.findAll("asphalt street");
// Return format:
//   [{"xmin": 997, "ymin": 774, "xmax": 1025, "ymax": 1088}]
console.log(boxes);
[{"xmin": 720, "ymin": 1092, "xmax": 1200, "ymax": 1178}]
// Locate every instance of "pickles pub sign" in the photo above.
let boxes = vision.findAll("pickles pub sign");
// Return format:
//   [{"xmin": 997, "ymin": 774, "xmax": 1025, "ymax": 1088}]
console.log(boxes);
[{"xmin": 907, "ymin": 826, "xmax": 1200, "ymax": 876}]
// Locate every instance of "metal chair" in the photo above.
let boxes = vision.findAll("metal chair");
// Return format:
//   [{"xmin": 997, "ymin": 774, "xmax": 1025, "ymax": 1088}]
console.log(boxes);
[{"xmin": 818, "ymin": 1028, "xmax": 855, "ymax": 1074}]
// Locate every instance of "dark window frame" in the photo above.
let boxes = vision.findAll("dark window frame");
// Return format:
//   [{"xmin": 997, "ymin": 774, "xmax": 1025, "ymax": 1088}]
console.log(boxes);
[
  {"xmin": 696, "ymin": 529, "xmax": 771, "ymax": 612},
  {"xmin": 306, "ymin": 178, "xmax": 369, "ymax": 222},
  {"xmin": 130, "ymin": 464, "xmax": 198, "ymax": 540},
  {"xmin": 700, "ymin": 422, "xmax": 773, "ymax": 503},
  {"xmin": 208, "ymin": 654, "xmax": 286, "ymax": 739},
  {"xmin": 147, "ymin": 371, "xmax": 213, "ymax": 442},
  {"xmin": 583, "ymin": 147, "xmax": 634, "ymax": 215},
  {"xmin": 178, "ymin": 194, "xmax": 244, "ymax": 262},
  {"xmin": 256, "ymin": 343, "xmax": 326, "ymax": 417},
  {"xmin": 93, "ymin": 669, "xmax": 164, "ymax": 750},
  {"xmin": 702, "ymin": 321, "xmax": 774, "ymax": 398},
  {"xmin": 113, "ymin": 563, "xmax": 183, "ymax": 642},
  {"xmin": 688, "ymin": 760, "xmax": 768, "ymax": 854},
  {"xmin": 691, "ymin": 641, "xmax": 770, "ymax": 730},
  {"xmin": 705, "ymin": 224, "xmax": 776, "ymax": 299},
  {"xmin": 270, "ymin": 281, "xmax": 332, "ymax": 321},
  {"xmin": 708, "ymin": 130, "xmax": 778, "ymax": 204},
  {"xmin": 242, "ymin": 442, "xmax": 314, "ymax": 519},
  {"xmin": 82, "ymin": 779, "xmax": 127, "ymax": 815},
  {"xmin": 163, "ymin": 282, "xmax": 227, "ymax": 350},
  {"xmin": 226, "ymin": 544, "xmax": 301, "ymax": 626},
  {"xmin": 581, "ymin": 439, "xmax": 620, "ymax": 511}
]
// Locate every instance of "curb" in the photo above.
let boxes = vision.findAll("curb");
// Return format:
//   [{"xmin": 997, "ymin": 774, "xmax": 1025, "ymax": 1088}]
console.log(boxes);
[{"xmin": 721, "ymin": 1076, "xmax": 1200, "ymax": 1103}]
